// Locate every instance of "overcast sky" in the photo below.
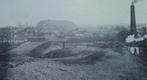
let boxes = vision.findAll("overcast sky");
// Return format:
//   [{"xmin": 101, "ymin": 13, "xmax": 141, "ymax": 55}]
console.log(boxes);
[{"xmin": 0, "ymin": 0, "xmax": 146, "ymax": 26}]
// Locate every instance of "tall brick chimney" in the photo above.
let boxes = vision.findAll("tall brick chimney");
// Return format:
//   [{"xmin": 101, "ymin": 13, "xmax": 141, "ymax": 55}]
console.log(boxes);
[{"xmin": 130, "ymin": 3, "xmax": 137, "ymax": 36}]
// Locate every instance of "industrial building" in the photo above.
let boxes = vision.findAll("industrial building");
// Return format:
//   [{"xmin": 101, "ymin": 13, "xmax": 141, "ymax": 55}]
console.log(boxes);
[{"xmin": 126, "ymin": 1, "xmax": 147, "ymax": 55}]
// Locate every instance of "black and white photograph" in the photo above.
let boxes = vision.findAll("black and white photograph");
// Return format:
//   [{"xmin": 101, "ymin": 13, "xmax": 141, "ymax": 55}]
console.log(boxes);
[{"xmin": 0, "ymin": 0, "xmax": 147, "ymax": 80}]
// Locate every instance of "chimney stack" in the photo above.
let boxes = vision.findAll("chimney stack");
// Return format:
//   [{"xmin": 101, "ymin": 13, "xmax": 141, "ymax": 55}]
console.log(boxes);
[{"xmin": 130, "ymin": 3, "xmax": 137, "ymax": 36}]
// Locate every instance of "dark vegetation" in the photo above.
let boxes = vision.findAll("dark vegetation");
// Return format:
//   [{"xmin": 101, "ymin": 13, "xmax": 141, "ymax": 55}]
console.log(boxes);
[
  {"xmin": 0, "ymin": 27, "xmax": 26, "ymax": 80},
  {"xmin": 0, "ymin": 43, "xmax": 11, "ymax": 53},
  {"xmin": 0, "ymin": 27, "xmax": 12, "ymax": 80}
]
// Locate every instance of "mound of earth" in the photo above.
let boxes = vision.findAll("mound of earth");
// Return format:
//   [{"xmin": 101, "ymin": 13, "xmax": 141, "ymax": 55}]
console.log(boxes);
[
  {"xmin": 6, "ymin": 48, "xmax": 144, "ymax": 80},
  {"xmin": 44, "ymin": 49, "xmax": 72, "ymax": 58},
  {"xmin": 55, "ymin": 50, "xmax": 106, "ymax": 65},
  {"xmin": 28, "ymin": 41, "xmax": 51, "ymax": 58},
  {"xmin": 43, "ymin": 46, "xmax": 106, "ymax": 64}
]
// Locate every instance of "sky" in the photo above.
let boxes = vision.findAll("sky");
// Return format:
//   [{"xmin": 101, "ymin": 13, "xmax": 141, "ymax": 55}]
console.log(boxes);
[{"xmin": 0, "ymin": 0, "xmax": 147, "ymax": 26}]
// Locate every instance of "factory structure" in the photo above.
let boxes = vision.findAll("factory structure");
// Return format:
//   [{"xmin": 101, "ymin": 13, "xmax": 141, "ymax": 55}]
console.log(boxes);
[{"xmin": 126, "ymin": 1, "xmax": 147, "ymax": 55}]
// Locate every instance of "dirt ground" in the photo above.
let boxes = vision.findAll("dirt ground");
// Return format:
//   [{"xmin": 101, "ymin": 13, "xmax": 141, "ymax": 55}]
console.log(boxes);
[{"xmin": 6, "ymin": 44, "xmax": 145, "ymax": 80}]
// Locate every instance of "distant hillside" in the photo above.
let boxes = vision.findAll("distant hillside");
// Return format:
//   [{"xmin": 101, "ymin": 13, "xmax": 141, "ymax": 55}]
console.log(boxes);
[{"xmin": 36, "ymin": 20, "xmax": 78, "ymax": 32}]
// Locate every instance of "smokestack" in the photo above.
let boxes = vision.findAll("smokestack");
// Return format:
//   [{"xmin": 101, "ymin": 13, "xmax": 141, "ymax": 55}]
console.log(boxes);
[{"xmin": 130, "ymin": 3, "xmax": 137, "ymax": 36}]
